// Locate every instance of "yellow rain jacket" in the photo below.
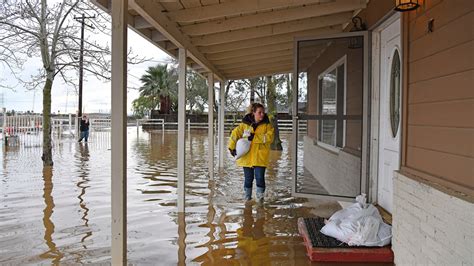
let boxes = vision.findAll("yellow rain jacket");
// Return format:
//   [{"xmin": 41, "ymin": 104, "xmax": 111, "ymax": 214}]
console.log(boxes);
[{"xmin": 228, "ymin": 114, "xmax": 274, "ymax": 168}]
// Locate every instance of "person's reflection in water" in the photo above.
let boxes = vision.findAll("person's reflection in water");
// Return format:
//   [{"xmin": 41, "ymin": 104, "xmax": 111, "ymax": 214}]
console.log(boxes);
[
  {"xmin": 236, "ymin": 203, "xmax": 269, "ymax": 263},
  {"xmin": 39, "ymin": 167, "xmax": 64, "ymax": 263},
  {"xmin": 77, "ymin": 143, "xmax": 92, "ymax": 250}
]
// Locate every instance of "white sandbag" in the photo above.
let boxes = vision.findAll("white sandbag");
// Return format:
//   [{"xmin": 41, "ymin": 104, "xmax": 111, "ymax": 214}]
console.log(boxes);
[
  {"xmin": 347, "ymin": 216, "xmax": 380, "ymax": 246},
  {"xmin": 235, "ymin": 138, "xmax": 251, "ymax": 159},
  {"xmin": 328, "ymin": 202, "xmax": 363, "ymax": 222},
  {"xmin": 320, "ymin": 219, "xmax": 358, "ymax": 243},
  {"xmin": 320, "ymin": 194, "xmax": 392, "ymax": 247}
]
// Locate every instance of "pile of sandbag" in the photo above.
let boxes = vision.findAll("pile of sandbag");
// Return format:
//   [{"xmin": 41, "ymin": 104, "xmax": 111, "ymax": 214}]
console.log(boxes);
[{"xmin": 320, "ymin": 194, "xmax": 392, "ymax": 247}]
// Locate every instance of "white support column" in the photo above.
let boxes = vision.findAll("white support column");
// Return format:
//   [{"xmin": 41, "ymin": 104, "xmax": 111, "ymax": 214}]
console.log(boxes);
[
  {"xmin": 177, "ymin": 48, "xmax": 187, "ymax": 213},
  {"xmin": 218, "ymin": 81, "xmax": 226, "ymax": 168},
  {"xmin": 111, "ymin": 0, "xmax": 127, "ymax": 264},
  {"xmin": 207, "ymin": 74, "xmax": 214, "ymax": 178}
]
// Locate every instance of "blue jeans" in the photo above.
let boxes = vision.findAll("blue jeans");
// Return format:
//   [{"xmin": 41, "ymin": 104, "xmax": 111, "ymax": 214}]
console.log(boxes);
[
  {"xmin": 79, "ymin": 130, "xmax": 89, "ymax": 142},
  {"xmin": 243, "ymin": 167, "xmax": 266, "ymax": 200}
]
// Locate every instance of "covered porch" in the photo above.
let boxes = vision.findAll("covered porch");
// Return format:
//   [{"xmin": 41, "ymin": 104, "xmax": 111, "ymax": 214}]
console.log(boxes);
[{"xmin": 95, "ymin": 0, "xmax": 473, "ymax": 264}]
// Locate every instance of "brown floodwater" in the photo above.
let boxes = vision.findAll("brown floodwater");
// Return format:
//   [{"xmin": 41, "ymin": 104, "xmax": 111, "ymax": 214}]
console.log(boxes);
[{"xmin": 1, "ymin": 129, "xmax": 343, "ymax": 265}]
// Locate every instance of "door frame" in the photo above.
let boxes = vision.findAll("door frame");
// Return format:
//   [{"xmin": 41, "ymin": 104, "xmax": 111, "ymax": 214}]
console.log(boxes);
[
  {"xmin": 291, "ymin": 31, "xmax": 370, "ymax": 202},
  {"xmin": 369, "ymin": 11, "xmax": 402, "ymax": 205}
]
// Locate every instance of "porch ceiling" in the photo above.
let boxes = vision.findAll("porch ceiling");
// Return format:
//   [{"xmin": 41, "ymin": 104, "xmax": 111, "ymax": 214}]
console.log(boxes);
[{"xmin": 94, "ymin": 0, "xmax": 367, "ymax": 81}]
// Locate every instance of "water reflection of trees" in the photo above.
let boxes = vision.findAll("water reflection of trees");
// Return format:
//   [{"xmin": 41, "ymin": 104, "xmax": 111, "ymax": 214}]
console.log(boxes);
[
  {"xmin": 77, "ymin": 143, "xmax": 92, "ymax": 249},
  {"xmin": 39, "ymin": 166, "xmax": 64, "ymax": 263}
]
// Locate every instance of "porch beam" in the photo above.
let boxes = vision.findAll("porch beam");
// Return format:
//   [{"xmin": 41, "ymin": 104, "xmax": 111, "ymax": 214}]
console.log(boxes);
[
  {"xmin": 219, "ymin": 58, "xmax": 293, "ymax": 72},
  {"xmin": 111, "ymin": 0, "xmax": 128, "ymax": 264},
  {"xmin": 157, "ymin": 40, "xmax": 178, "ymax": 51},
  {"xmin": 151, "ymin": 30, "xmax": 168, "ymax": 42},
  {"xmin": 132, "ymin": 28, "xmax": 178, "ymax": 60},
  {"xmin": 197, "ymin": 27, "xmax": 339, "ymax": 54},
  {"xmin": 190, "ymin": 63, "xmax": 205, "ymax": 71},
  {"xmin": 177, "ymin": 48, "xmax": 187, "ymax": 213},
  {"xmin": 207, "ymin": 73, "xmax": 215, "ymax": 179},
  {"xmin": 224, "ymin": 65, "xmax": 293, "ymax": 80},
  {"xmin": 130, "ymin": 0, "xmax": 225, "ymax": 81},
  {"xmin": 181, "ymin": 0, "xmax": 366, "ymax": 36},
  {"xmin": 212, "ymin": 50, "xmax": 293, "ymax": 66},
  {"xmin": 167, "ymin": 0, "xmax": 330, "ymax": 23},
  {"xmin": 218, "ymin": 81, "xmax": 226, "ymax": 168},
  {"xmin": 134, "ymin": 15, "xmax": 152, "ymax": 29},
  {"xmin": 191, "ymin": 12, "xmax": 351, "ymax": 46},
  {"xmin": 205, "ymin": 42, "xmax": 293, "ymax": 61},
  {"xmin": 216, "ymin": 55, "xmax": 293, "ymax": 70},
  {"xmin": 222, "ymin": 63, "xmax": 293, "ymax": 75},
  {"xmin": 226, "ymin": 70, "xmax": 291, "ymax": 80},
  {"xmin": 209, "ymin": 43, "xmax": 323, "ymax": 70}
]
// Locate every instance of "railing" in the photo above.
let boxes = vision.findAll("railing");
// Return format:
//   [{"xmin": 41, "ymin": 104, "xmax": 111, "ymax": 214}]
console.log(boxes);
[
  {"xmin": 136, "ymin": 118, "xmax": 307, "ymax": 134},
  {"xmin": 90, "ymin": 118, "xmax": 112, "ymax": 131},
  {"xmin": 1, "ymin": 114, "xmax": 124, "ymax": 147},
  {"xmin": 1, "ymin": 114, "xmax": 307, "ymax": 147}
]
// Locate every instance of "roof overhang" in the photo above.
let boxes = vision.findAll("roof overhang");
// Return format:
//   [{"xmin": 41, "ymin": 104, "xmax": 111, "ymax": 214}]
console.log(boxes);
[{"xmin": 93, "ymin": 0, "xmax": 368, "ymax": 81}]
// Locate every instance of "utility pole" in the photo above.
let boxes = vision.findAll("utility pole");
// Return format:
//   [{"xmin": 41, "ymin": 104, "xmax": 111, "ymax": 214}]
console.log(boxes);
[{"xmin": 74, "ymin": 14, "xmax": 95, "ymax": 138}]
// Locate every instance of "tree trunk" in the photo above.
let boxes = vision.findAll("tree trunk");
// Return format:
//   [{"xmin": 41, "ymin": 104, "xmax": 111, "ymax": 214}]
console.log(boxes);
[
  {"xmin": 287, "ymin": 73, "xmax": 292, "ymax": 113},
  {"xmin": 266, "ymin": 76, "xmax": 282, "ymax": 150},
  {"xmin": 249, "ymin": 78, "xmax": 258, "ymax": 104},
  {"xmin": 159, "ymin": 95, "xmax": 170, "ymax": 114},
  {"xmin": 41, "ymin": 78, "xmax": 53, "ymax": 166}
]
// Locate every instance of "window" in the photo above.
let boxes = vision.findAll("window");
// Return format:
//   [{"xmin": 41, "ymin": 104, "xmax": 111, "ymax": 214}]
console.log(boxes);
[
  {"xmin": 318, "ymin": 56, "xmax": 346, "ymax": 150},
  {"xmin": 390, "ymin": 49, "xmax": 401, "ymax": 137}
]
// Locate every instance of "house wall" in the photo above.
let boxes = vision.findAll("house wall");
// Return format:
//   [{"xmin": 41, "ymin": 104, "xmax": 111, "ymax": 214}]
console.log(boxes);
[
  {"xmin": 303, "ymin": 136, "xmax": 360, "ymax": 197},
  {"xmin": 401, "ymin": 0, "xmax": 474, "ymax": 197},
  {"xmin": 393, "ymin": 172, "xmax": 474, "ymax": 265},
  {"xmin": 393, "ymin": 0, "xmax": 474, "ymax": 264},
  {"xmin": 302, "ymin": 36, "xmax": 363, "ymax": 196}
]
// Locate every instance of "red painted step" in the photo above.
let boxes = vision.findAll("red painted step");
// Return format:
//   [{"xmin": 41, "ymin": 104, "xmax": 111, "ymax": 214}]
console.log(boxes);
[{"xmin": 298, "ymin": 217, "xmax": 394, "ymax": 262}]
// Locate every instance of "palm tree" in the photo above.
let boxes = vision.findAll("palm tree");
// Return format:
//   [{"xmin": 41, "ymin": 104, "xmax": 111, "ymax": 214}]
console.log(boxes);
[{"xmin": 139, "ymin": 64, "xmax": 178, "ymax": 114}]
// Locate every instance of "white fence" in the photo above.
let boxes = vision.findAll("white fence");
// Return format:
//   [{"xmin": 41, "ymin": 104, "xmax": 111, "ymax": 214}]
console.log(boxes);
[
  {"xmin": 1, "ymin": 114, "xmax": 307, "ymax": 147},
  {"xmin": 0, "ymin": 114, "xmax": 111, "ymax": 147},
  {"xmin": 136, "ymin": 118, "xmax": 307, "ymax": 133}
]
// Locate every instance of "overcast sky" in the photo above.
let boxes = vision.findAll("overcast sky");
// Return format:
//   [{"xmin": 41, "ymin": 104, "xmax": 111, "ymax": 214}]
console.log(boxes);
[{"xmin": 1, "ymin": 22, "xmax": 171, "ymax": 115}]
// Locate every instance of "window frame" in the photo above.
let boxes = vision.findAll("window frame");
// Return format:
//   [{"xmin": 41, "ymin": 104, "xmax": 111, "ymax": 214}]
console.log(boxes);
[{"xmin": 317, "ymin": 55, "xmax": 347, "ymax": 153}]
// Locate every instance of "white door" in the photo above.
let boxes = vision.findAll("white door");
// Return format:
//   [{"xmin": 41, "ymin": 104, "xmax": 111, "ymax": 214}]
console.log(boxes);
[{"xmin": 378, "ymin": 17, "xmax": 401, "ymax": 213}]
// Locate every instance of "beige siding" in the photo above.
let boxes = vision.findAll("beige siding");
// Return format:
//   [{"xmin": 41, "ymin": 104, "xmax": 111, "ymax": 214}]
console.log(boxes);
[
  {"xmin": 404, "ymin": 0, "xmax": 474, "ymax": 195},
  {"xmin": 408, "ymin": 70, "xmax": 474, "ymax": 103},
  {"xmin": 408, "ymin": 126, "xmax": 474, "ymax": 158}
]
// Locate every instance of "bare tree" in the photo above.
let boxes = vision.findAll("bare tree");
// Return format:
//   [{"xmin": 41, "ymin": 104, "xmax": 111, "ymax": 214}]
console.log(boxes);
[
  {"xmin": 266, "ymin": 76, "xmax": 282, "ymax": 150},
  {"xmin": 0, "ymin": 0, "xmax": 146, "ymax": 166}
]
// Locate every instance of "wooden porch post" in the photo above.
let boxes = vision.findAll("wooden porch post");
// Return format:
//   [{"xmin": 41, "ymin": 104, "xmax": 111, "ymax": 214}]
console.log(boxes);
[
  {"xmin": 111, "ymin": 0, "xmax": 127, "ymax": 264},
  {"xmin": 177, "ymin": 48, "xmax": 187, "ymax": 213},
  {"xmin": 218, "ymin": 81, "xmax": 226, "ymax": 168},
  {"xmin": 207, "ymin": 74, "xmax": 214, "ymax": 178}
]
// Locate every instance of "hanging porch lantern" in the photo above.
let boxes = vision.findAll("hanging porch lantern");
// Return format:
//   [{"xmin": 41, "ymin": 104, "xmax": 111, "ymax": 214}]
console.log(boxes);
[
  {"xmin": 348, "ymin": 16, "xmax": 366, "ymax": 49},
  {"xmin": 394, "ymin": 0, "xmax": 420, "ymax": 12}
]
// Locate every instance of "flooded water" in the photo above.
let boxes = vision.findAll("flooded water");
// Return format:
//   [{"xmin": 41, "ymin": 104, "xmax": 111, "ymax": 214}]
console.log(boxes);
[{"xmin": 0, "ymin": 129, "xmax": 341, "ymax": 264}]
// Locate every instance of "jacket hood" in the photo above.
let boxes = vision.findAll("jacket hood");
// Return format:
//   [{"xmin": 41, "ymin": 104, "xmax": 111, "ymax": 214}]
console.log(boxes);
[{"xmin": 242, "ymin": 113, "xmax": 270, "ymax": 125}]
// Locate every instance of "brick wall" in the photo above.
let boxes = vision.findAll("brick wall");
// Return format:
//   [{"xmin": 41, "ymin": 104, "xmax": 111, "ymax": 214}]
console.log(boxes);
[
  {"xmin": 303, "ymin": 136, "xmax": 360, "ymax": 197},
  {"xmin": 392, "ymin": 172, "xmax": 474, "ymax": 265}
]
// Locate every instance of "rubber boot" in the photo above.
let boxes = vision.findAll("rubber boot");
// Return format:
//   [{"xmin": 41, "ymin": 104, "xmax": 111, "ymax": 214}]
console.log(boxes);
[
  {"xmin": 256, "ymin": 186, "xmax": 265, "ymax": 204},
  {"xmin": 244, "ymin": 187, "xmax": 252, "ymax": 201}
]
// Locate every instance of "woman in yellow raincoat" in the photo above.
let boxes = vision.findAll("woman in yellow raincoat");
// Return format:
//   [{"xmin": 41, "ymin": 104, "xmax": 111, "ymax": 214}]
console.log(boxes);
[{"xmin": 228, "ymin": 103, "xmax": 274, "ymax": 202}]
